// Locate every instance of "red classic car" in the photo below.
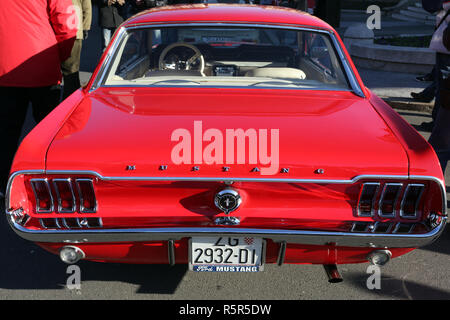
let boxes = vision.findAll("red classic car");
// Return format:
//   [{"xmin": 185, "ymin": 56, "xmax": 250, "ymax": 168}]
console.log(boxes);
[{"xmin": 5, "ymin": 4, "xmax": 447, "ymax": 282}]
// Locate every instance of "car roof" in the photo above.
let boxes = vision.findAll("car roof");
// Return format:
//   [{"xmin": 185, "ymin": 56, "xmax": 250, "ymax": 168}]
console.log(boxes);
[{"xmin": 124, "ymin": 4, "xmax": 333, "ymax": 30}]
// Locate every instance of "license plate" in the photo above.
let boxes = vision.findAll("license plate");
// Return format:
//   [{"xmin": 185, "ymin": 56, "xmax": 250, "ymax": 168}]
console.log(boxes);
[{"xmin": 189, "ymin": 237, "xmax": 264, "ymax": 272}]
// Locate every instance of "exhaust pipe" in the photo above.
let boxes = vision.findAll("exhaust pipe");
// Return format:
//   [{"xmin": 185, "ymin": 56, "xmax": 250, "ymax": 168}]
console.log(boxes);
[{"xmin": 323, "ymin": 264, "xmax": 343, "ymax": 283}]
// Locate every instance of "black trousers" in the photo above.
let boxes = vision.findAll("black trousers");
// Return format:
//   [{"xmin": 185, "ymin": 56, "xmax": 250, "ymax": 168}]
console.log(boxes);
[
  {"xmin": 62, "ymin": 39, "xmax": 82, "ymax": 100},
  {"xmin": 0, "ymin": 86, "xmax": 61, "ymax": 193}
]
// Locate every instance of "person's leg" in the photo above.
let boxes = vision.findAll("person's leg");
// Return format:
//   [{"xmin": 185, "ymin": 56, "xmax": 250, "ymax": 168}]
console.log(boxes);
[
  {"xmin": 30, "ymin": 85, "xmax": 61, "ymax": 124},
  {"xmin": 429, "ymin": 106, "xmax": 450, "ymax": 172},
  {"xmin": 61, "ymin": 39, "xmax": 82, "ymax": 100},
  {"xmin": 102, "ymin": 28, "xmax": 112, "ymax": 51},
  {"xmin": 428, "ymin": 53, "xmax": 450, "ymax": 173},
  {"xmin": 0, "ymin": 87, "xmax": 30, "ymax": 193},
  {"xmin": 432, "ymin": 53, "xmax": 442, "ymax": 122}
]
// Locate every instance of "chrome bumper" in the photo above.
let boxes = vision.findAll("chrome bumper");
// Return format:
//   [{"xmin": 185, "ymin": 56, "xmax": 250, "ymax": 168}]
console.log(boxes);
[{"xmin": 6, "ymin": 213, "xmax": 447, "ymax": 248}]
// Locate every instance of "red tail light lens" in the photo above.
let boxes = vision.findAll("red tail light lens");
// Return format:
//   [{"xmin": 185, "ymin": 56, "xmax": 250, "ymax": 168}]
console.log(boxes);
[
  {"xmin": 53, "ymin": 179, "xmax": 76, "ymax": 213},
  {"xmin": 76, "ymin": 179, "xmax": 97, "ymax": 213},
  {"xmin": 400, "ymin": 184, "xmax": 424, "ymax": 219},
  {"xmin": 357, "ymin": 183, "xmax": 379, "ymax": 217},
  {"xmin": 378, "ymin": 183, "xmax": 402, "ymax": 217},
  {"xmin": 30, "ymin": 179, "xmax": 54, "ymax": 213}
]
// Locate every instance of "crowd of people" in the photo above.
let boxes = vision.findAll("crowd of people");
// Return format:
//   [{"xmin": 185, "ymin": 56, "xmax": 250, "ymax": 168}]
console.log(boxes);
[
  {"xmin": 410, "ymin": 0, "xmax": 450, "ymax": 173},
  {"xmin": 0, "ymin": 0, "xmax": 448, "ymax": 197}
]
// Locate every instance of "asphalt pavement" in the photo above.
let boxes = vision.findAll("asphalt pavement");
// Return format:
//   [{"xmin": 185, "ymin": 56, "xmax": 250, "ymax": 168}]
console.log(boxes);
[{"xmin": 2, "ymin": 6, "xmax": 449, "ymax": 301}]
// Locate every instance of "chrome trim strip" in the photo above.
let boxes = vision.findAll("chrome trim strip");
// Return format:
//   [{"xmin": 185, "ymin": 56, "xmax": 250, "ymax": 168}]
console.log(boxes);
[
  {"xmin": 6, "ymin": 170, "xmax": 447, "ymax": 217},
  {"xmin": 90, "ymin": 23, "xmax": 365, "ymax": 98},
  {"xmin": 378, "ymin": 183, "xmax": 403, "ymax": 218},
  {"xmin": 90, "ymin": 27, "xmax": 128, "ymax": 92},
  {"xmin": 5, "ymin": 215, "xmax": 447, "ymax": 248},
  {"xmin": 5, "ymin": 171, "xmax": 447, "ymax": 248},
  {"xmin": 53, "ymin": 179, "xmax": 76, "ymax": 213},
  {"xmin": 30, "ymin": 179, "xmax": 54, "ymax": 213},
  {"xmin": 400, "ymin": 184, "xmax": 425, "ymax": 219},
  {"xmin": 329, "ymin": 32, "xmax": 365, "ymax": 98}
]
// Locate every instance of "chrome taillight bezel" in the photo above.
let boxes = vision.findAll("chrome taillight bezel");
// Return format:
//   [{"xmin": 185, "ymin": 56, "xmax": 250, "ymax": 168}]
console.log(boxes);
[
  {"xmin": 357, "ymin": 182, "xmax": 380, "ymax": 217},
  {"xmin": 378, "ymin": 183, "xmax": 403, "ymax": 218},
  {"xmin": 52, "ymin": 179, "xmax": 77, "ymax": 213},
  {"xmin": 400, "ymin": 184, "xmax": 425, "ymax": 219},
  {"xmin": 75, "ymin": 179, "xmax": 98, "ymax": 213},
  {"xmin": 30, "ymin": 179, "xmax": 54, "ymax": 213}
]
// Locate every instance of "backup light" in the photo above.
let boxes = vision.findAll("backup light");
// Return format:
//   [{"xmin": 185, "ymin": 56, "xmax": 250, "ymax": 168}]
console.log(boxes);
[
  {"xmin": 59, "ymin": 246, "xmax": 85, "ymax": 264},
  {"xmin": 367, "ymin": 250, "xmax": 392, "ymax": 266}
]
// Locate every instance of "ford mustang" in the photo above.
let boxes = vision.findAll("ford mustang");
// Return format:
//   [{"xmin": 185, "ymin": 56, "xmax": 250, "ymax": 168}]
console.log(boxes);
[{"xmin": 5, "ymin": 4, "xmax": 447, "ymax": 282}]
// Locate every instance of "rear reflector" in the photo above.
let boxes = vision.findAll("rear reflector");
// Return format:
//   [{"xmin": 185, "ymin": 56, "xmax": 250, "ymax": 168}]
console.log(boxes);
[
  {"xmin": 76, "ymin": 179, "xmax": 97, "ymax": 213},
  {"xmin": 400, "ymin": 184, "xmax": 424, "ymax": 219},
  {"xmin": 378, "ymin": 183, "xmax": 402, "ymax": 218},
  {"xmin": 30, "ymin": 179, "xmax": 54, "ymax": 213},
  {"xmin": 357, "ymin": 183, "xmax": 379, "ymax": 217},
  {"xmin": 53, "ymin": 179, "xmax": 76, "ymax": 213}
]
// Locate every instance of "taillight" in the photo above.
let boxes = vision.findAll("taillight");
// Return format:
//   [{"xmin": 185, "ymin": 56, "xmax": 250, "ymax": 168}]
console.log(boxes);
[
  {"xmin": 30, "ymin": 178, "xmax": 96, "ymax": 214},
  {"xmin": 378, "ymin": 183, "xmax": 402, "ymax": 218},
  {"xmin": 357, "ymin": 182, "xmax": 426, "ymax": 220},
  {"xmin": 400, "ymin": 184, "xmax": 424, "ymax": 219},
  {"xmin": 30, "ymin": 179, "xmax": 54, "ymax": 213},
  {"xmin": 76, "ymin": 179, "xmax": 97, "ymax": 213},
  {"xmin": 53, "ymin": 179, "xmax": 76, "ymax": 213},
  {"xmin": 357, "ymin": 183, "xmax": 379, "ymax": 217}
]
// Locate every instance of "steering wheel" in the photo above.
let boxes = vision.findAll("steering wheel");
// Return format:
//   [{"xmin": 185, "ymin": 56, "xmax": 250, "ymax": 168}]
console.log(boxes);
[{"xmin": 158, "ymin": 42, "xmax": 205, "ymax": 76}]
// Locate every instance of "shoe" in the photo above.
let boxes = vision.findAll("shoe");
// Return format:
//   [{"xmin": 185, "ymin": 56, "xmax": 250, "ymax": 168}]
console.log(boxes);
[
  {"xmin": 416, "ymin": 74, "xmax": 433, "ymax": 82},
  {"xmin": 411, "ymin": 91, "xmax": 434, "ymax": 103}
]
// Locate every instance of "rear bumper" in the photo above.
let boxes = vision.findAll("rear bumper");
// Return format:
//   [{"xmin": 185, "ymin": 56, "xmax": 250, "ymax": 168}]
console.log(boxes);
[{"xmin": 6, "ymin": 212, "xmax": 447, "ymax": 248}]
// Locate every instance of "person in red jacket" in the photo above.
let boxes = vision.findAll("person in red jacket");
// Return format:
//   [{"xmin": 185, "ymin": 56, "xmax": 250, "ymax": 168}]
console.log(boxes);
[{"xmin": 0, "ymin": 0, "xmax": 78, "ymax": 196}]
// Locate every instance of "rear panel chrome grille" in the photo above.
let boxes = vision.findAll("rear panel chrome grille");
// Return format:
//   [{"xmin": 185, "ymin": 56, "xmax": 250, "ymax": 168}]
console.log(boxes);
[
  {"xmin": 351, "ymin": 221, "xmax": 416, "ymax": 234},
  {"xmin": 39, "ymin": 218, "xmax": 103, "ymax": 230}
]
